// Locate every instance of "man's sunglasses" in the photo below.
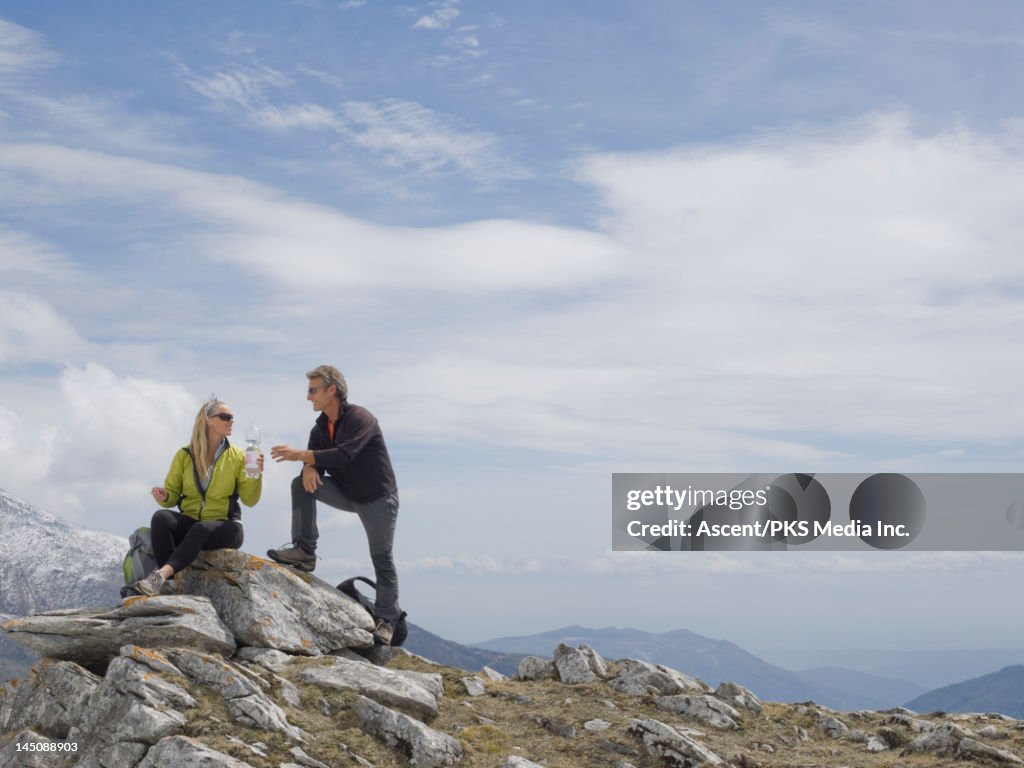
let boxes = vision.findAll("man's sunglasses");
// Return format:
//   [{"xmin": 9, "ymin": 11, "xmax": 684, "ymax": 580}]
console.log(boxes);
[{"xmin": 211, "ymin": 413, "xmax": 234, "ymax": 422}]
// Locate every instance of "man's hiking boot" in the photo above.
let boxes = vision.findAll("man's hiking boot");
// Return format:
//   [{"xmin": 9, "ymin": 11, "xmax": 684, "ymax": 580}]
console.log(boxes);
[
  {"xmin": 134, "ymin": 570, "xmax": 166, "ymax": 597},
  {"xmin": 267, "ymin": 543, "xmax": 316, "ymax": 572},
  {"xmin": 372, "ymin": 618, "xmax": 394, "ymax": 646}
]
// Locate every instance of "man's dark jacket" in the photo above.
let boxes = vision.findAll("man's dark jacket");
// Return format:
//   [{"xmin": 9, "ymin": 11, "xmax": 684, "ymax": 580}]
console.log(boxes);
[{"xmin": 308, "ymin": 402, "xmax": 397, "ymax": 503}]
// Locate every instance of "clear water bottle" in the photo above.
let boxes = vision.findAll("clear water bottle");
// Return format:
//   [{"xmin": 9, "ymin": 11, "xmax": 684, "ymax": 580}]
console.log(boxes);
[{"xmin": 245, "ymin": 425, "xmax": 261, "ymax": 478}]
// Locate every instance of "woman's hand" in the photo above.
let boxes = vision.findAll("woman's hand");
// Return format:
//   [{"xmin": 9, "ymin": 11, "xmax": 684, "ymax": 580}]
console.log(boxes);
[{"xmin": 151, "ymin": 486, "xmax": 169, "ymax": 503}]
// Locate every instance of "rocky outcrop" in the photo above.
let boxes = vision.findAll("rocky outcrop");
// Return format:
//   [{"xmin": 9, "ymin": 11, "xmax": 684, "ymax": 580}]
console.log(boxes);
[
  {"xmin": 515, "ymin": 655, "xmax": 554, "ymax": 680},
  {"xmin": 629, "ymin": 717, "xmax": 727, "ymax": 766},
  {"xmin": 0, "ymin": 596, "xmax": 234, "ymax": 671},
  {"xmin": 175, "ymin": 550, "xmax": 374, "ymax": 654},
  {"xmin": 136, "ymin": 736, "xmax": 253, "ymax": 767},
  {"xmin": 298, "ymin": 655, "xmax": 443, "ymax": 718},
  {"xmin": 608, "ymin": 657, "xmax": 709, "ymax": 696},
  {"xmin": 0, "ymin": 659, "xmax": 98, "ymax": 738},
  {"xmin": 552, "ymin": 642, "xmax": 608, "ymax": 684},
  {"xmin": 655, "ymin": 693, "xmax": 742, "ymax": 729},
  {"xmin": 351, "ymin": 694, "xmax": 463, "ymax": 767}
]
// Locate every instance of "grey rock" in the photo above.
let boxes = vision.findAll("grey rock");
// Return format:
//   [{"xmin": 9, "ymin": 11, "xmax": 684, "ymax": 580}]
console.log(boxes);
[
  {"xmin": 233, "ymin": 647, "xmax": 293, "ymax": 672},
  {"xmin": 904, "ymin": 722, "xmax": 972, "ymax": 755},
  {"xmin": 225, "ymin": 735, "xmax": 267, "ymax": 757},
  {"xmin": 847, "ymin": 729, "xmax": 868, "ymax": 743},
  {"xmin": 714, "ymin": 681, "xmax": 762, "ymax": 714},
  {"xmin": 277, "ymin": 675, "xmax": 303, "ymax": 708},
  {"xmin": 351, "ymin": 694, "xmax": 463, "ymax": 767},
  {"xmin": 777, "ymin": 725, "xmax": 809, "ymax": 746},
  {"xmin": 957, "ymin": 737, "xmax": 1024, "ymax": 764},
  {"xmin": 479, "ymin": 666, "xmax": 507, "ymax": 682},
  {"xmin": 502, "ymin": 758, "xmax": 545, "ymax": 767},
  {"xmin": 979, "ymin": 724, "xmax": 1008, "ymax": 739},
  {"xmin": 814, "ymin": 712, "xmax": 849, "ymax": 739},
  {"xmin": 0, "ymin": 729, "xmax": 69, "ymax": 768},
  {"xmin": 71, "ymin": 674, "xmax": 188, "ymax": 765},
  {"xmin": 552, "ymin": 644, "xmax": 598, "ymax": 684},
  {"xmin": 163, "ymin": 647, "xmax": 306, "ymax": 743},
  {"xmin": 0, "ymin": 596, "xmax": 235, "ymax": 671},
  {"xmin": 103, "ymin": 653, "xmax": 197, "ymax": 711},
  {"xmin": 628, "ymin": 718, "xmax": 726, "ymax": 766},
  {"xmin": 530, "ymin": 715, "xmax": 575, "ymax": 739},
  {"xmin": 866, "ymin": 736, "xmax": 889, "ymax": 752},
  {"xmin": 0, "ymin": 659, "xmax": 98, "ymax": 739},
  {"xmin": 584, "ymin": 719, "xmax": 613, "ymax": 731},
  {"xmin": 884, "ymin": 712, "xmax": 934, "ymax": 733},
  {"xmin": 137, "ymin": 735, "xmax": 255, "ymax": 767},
  {"xmin": 298, "ymin": 656, "xmax": 442, "ymax": 719},
  {"xmin": 608, "ymin": 658, "xmax": 708, "ymax": 696},
  {"xmin": 289, "ymin": 746, "xmax": 330, "ymax": 768},
  {"xmin": 460, "ymin": 676, "xmax": 486, "ymax": 697},
  {"xmin": 515, "ymin": 656, "xmax": 554, "ymax": 681},
  {"xmin": 656, "ymin": 694, "xmax": 741, "ymax": 730},
  {"xmin": 176, "ymin": 549, "xmax": 374, "ymax": 654},
  {"xmin": 596, "ymin": 738, "xmax": 641, "ymax": 757},
  {"xmin": 579, "ymin": 644, "xmax": 609, "ymax": 675}
]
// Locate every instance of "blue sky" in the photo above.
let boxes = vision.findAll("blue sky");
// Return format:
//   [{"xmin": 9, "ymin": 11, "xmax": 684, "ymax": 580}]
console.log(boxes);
[{"xmin": 3, "ymin": 2, "xmax": 1024, "ymax": 653}]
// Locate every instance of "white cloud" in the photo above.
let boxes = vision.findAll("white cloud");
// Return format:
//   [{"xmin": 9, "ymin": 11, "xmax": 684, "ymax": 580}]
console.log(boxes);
[
  {"xmin": 184, "ymin": 65, "xmax": 293, "ymax": 111},
  {"xmin": 0, "ymin": 291, "xmax": 86, "ymax": 364},
  {"xmin": 184, "ymin": 63, "xmax": 520, "ymax": 180},
  {"xmin": 0, "ymin": 142, "xmax": 601, "ymax": 293},
  {"xmin": 340, "ymin": 98, "xmax": 523, "ymax": 179},
  {"xmin": 0, "ymin": 225, "xmax": 70, "ymax": 274},
  {"xmin": 0, "ymin": 19, "xmax": 58, "ymax": 80},
  {"xmin": 295, "ymin": 64, "xmax": 345, "ymax": 89},
  {"xmin": 413, "ymin": 0, "xmax": 460, "ymax": 30},
  {"xmin": 0, "ymin": 21, "xmax": 191, "ymax": 156},
  {"xmin": 0, "ymin": 404, "xmax": 56, "ymax": 486}
]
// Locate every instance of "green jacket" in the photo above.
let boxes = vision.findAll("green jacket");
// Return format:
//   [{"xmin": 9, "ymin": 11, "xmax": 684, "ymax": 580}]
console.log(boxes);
[{"xmin": 158, "ymin": 441, "xmax": 262, "ymax": 522}]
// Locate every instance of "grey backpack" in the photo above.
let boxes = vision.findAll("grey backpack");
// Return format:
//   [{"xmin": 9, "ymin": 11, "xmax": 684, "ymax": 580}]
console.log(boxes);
[{"xmin": 120, "ymin": 527, "xmax": 157, "ymax": 598}]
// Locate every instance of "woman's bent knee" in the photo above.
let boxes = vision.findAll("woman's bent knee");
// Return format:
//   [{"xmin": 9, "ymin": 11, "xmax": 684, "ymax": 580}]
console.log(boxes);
[{"xmin": 151, "ymin": 507, "xmax": 178, "ymax": 527}]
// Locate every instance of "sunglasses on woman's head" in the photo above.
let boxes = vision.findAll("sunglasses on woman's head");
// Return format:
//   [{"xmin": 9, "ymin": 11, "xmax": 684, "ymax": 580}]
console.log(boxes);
[{"xmin": 212, "ymin": 413, "xmax": 234, "ymax": 422}]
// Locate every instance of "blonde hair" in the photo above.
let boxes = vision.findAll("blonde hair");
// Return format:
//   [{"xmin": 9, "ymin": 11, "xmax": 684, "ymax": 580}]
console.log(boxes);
[
  {"xmin": 306, "ymin": 364, "xmax": 347, "ymax": 402},
  {"xmin": 189, "ymin": 398, "xmax": 224, "ymax": 484}
]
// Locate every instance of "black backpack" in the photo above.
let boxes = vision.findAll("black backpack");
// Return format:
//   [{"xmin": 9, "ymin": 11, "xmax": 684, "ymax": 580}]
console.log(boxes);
[{"xmin": 337, "ymin": 576, "xmax": 408, "ymax": 647}]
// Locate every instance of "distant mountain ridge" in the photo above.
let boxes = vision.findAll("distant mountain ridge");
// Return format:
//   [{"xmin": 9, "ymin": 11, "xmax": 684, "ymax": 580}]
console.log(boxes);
[
  {"xmin": 906, "ymin": 665, "xmax": 1024, "ymax": 718},
  {"xmin": 0, "ymin": 488, "xmax": 126, "ymax": 680},
  {"xmin": 474, "ymin": 624, "xmax": 925, "ymax": 711},
  {"xmin": 760, "ymin": 647, "xmax": 1024, "ymax": 690},
  {"xmin": 0, "ymin": 488, "xmax": 125, "ymax": 616},
  {"xmin": 403, "ymin": 623, "xmax": 526, "ymax": 677}
]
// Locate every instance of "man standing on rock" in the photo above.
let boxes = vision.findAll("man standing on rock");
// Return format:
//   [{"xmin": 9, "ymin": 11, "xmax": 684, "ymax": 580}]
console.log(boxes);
[{"xmin": 269, "ymin": 364, "xmax": 401, "ymax": 645}]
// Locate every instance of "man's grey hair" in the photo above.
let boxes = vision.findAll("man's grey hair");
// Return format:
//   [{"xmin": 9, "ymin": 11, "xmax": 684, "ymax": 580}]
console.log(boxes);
[{"xmin": 306, "ymin": 364, "xmax": 348, "ymax": 402}]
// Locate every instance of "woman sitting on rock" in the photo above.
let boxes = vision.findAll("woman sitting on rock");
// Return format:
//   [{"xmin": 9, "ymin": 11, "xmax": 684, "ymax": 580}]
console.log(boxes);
[{"xmin": 132, "ymin": 398, "xmax": 263, "ymax": 596}]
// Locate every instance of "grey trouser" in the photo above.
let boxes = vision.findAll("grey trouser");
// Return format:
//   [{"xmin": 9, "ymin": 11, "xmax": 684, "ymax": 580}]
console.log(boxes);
[{"xmin": 291, "ymin": 474, "xmax": 401, "ymax": 621}]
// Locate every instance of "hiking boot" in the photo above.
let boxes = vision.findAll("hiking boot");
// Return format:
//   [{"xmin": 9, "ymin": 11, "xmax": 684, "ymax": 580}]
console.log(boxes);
[
  {"xmin": 372, "ymin": 618, "xmax": 394, "ymax": 646},
  {"xmin": 134, "ymin": 570, "xmax": 166, "ymax": 597},
  {"xmin": 267, "ymin": 543, "xmax": 316, "ymax": 572}
]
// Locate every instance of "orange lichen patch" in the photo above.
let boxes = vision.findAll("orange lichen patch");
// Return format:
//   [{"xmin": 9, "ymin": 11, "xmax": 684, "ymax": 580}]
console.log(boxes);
[
  {"xmin": 120, "ymin": 596, "xmax": 146, "ymax": 608},
  {"xmin": 246, "ymin": 555, "xmax": 267, "ymax": 571},
  {"xmin": 301, "ymin": 639, "xmax": 313, "ymax": 649},
  {"xmin": 1, "ymin": 617, "xmax": 24, "ymax": 628}
]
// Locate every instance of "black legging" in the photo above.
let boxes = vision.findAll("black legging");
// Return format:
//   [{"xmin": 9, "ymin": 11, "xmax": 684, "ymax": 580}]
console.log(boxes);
[{"xmin": 151, "ymin": 508, "xmax": 244, "ymax": 574}]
